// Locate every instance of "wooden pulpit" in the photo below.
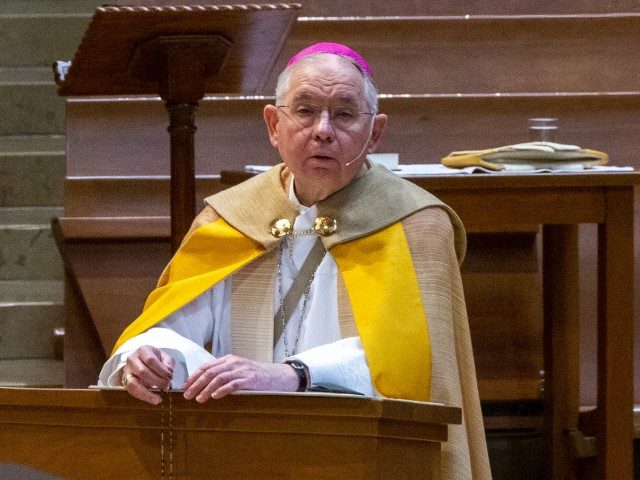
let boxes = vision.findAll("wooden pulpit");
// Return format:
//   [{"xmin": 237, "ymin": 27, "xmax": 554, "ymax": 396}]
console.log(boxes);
[
  {"xmin": 0, "ymin": 388, "xmax": 460, "ymax": 480},
  {"xmin": 56, "ymin": 3, "xmax": 300, "ymax": 252}
]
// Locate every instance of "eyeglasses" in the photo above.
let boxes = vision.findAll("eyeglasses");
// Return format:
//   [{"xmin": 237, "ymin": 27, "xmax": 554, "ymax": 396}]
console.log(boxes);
[{"xmin": 277, "ymin": 103, "xmax": 373, "ymax": 131}]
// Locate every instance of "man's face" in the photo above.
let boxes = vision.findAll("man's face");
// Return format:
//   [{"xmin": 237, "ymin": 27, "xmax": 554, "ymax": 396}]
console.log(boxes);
[{"xmin": 264, "ymin": 56, "xmax": 387, "ymax": 206}]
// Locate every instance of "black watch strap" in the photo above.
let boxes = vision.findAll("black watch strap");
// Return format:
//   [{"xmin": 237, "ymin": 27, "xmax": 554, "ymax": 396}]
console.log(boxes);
[{"xmin": 286, "ymin": 360, "xmax": 308, "ymax": 392}]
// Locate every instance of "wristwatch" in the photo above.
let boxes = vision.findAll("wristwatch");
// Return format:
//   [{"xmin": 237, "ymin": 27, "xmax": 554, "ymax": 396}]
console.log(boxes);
[{"xmin": 285, "ymin": 360, "xmax": 309, "ymax": 392}]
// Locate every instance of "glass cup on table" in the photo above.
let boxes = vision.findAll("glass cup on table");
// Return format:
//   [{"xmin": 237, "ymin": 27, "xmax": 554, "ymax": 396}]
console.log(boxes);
[{"xmin": 528, "ymin": 117, "xmax": 558, "ymax": 143}]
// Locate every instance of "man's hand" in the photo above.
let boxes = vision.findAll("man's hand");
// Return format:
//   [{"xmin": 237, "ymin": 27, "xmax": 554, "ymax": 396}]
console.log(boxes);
[
  {"xmin": 182, "ymin": 354, "xmax": 299, "ymax": 403},
  {"xmin": 121, "ymin": 345, "xmax": 175, "ymax": 405}
]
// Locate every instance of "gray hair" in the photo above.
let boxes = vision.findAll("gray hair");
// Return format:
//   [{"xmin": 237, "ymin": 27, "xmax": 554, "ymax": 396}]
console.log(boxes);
[{"xmin": 275, "ymin": 54, "xmax": 379, "ymax": 115}]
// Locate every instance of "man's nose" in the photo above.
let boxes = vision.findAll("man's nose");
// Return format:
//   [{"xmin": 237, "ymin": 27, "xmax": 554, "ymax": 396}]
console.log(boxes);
[{"xmin": 312, "ymin": 110, "xmax": 335, "ymax": 141}]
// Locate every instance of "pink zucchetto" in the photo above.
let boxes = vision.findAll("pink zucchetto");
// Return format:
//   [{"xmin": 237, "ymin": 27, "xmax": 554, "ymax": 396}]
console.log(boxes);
[{"xmin": 287, "ymin": 42, "xmax": 373, "ymax": 78}]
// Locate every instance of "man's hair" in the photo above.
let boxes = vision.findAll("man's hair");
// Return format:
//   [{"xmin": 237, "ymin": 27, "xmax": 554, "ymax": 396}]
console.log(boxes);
[{"xmin": 275, "ymin": 54, "xmax": 379, "ymax": 115}]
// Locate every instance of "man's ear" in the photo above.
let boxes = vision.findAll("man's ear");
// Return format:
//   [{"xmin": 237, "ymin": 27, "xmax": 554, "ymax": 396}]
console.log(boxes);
[
  {"xmin": 367, "ymin": 113, "xmax": 388, "ymax": 153},
  {"xmin": 263, "ymin": 104, "xmax": 280, "ymax": 148}
]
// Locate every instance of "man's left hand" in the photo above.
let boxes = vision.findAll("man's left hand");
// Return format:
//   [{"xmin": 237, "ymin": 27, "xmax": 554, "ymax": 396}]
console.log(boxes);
[{"xmin": 182, "ymin": 354, "xmax": 299, "ymax": 402}]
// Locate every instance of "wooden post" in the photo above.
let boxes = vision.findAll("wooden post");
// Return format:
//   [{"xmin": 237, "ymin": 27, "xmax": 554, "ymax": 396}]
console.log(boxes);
[
  {"xmin": 129, "ymin": 34, "xmax": 232, "ymax": 251},
  {"xmin": 596, "ymin": 187, "xmax": 634, "ymax": 479},
  {"xmin": 542, "ymin": 224, "xmax": 581, "ymax": 480}
]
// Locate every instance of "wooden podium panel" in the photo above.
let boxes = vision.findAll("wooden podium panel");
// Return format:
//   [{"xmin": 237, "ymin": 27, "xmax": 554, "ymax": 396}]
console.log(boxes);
[
  {"xmin": 57, "ymin": 4, "xmax": 301, "ymax": 96},
  {"xmin": 0, "ymin": 388, "xmax": 460, "ymax": 480}
]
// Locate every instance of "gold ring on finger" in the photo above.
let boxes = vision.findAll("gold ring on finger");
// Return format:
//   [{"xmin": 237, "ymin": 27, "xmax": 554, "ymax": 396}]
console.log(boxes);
[{"xmin": 121, "ymin": 372, "xmax": 134, "ymax": 388}]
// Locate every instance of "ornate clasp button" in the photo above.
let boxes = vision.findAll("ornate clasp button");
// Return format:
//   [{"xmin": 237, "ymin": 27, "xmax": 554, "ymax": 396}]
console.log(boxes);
[
  {"xmin": 314, "ymin": 216, "xmax": 337, "ymax": 236},
  {"xmin": 271, "ymin": 218, "xmax": 292, "ymax": 238}
]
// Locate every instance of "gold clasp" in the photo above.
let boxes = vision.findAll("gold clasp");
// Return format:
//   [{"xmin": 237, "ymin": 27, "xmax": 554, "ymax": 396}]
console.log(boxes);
[
  {"xmin": 271, "ymin": 218, "xmax": 292, "ymax": 238},
  {"xmin": 314, "ymin": 216, "xmax": 337, "ymax": 236}
]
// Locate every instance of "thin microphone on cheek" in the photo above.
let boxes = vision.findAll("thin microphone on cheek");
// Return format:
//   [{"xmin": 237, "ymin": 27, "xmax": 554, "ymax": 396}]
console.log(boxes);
[
  {"xmin": 343, "ymin": 142, "xmax": 369, "ymax": 167},
  {"xmin": 343, "ymin": 117, "xmax": 375, "ymax": 168}
]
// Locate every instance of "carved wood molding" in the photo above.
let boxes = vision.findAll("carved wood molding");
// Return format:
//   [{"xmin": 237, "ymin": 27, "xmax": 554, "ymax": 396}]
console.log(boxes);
[{"xmin": 98, "ymin": 3, "xmax": 302, "ymax": 14}]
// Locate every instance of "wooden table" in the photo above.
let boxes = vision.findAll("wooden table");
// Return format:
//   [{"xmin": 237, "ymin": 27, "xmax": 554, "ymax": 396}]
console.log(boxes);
[
  {"xmin": 223, "ymin": 169, "xmax": 639, "ymax": 480},
  {"xmin": 409, "ymin": 171, "xmax": 638, "ymax": 480}
]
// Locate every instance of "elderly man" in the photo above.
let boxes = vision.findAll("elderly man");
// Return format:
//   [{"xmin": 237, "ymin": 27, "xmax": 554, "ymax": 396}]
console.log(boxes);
[{"xmin": 99, "ymin": 42, "xmax": 490, "ymax": 479}]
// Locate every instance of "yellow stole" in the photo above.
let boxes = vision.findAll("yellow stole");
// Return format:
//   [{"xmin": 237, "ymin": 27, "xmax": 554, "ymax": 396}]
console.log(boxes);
[{"xmin": 112, "ymin": 216, "xmax": 432, "ymax": 401}]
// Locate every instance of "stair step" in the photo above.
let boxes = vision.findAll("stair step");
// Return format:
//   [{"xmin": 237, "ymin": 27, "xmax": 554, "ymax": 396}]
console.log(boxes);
[
  {"xmin": 0, "ymin": 82, "xmax": 64, "ymax": 135},
  {"xmin": 0, "ymin": 14, "xmax": 90, "ymax": 67},
  {"xmin": 0, "ymin": 302, "xmax": 64, "ymax": 358},
  {"xmin": 0, "ymin": 134, "xmax": 65, "ymax": 154},
  {"xmin": 0, "ymin": 66, "xmax": 54, "ymax": 84},
  {"xmin": 0, "ymin": 224, "xmax": 63, "ymax": 281},
  {"xmin": 0, "ymin": 207, "xmax": 63, "ymax": 225},
  {"xmin": 0, "ymin": 279, "xmax": 63, "ymax": 303},
  {"xmin": 0, "ymin": 150, "xmax": 65, "ymax": 206},
  {"xmin": 0, "ymin": 358, "xmax": 63, "ymax": 387},
  {"xmin": 0, "ymin": 1, "xmax": 98, "ymax": 14}
]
